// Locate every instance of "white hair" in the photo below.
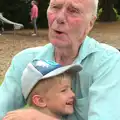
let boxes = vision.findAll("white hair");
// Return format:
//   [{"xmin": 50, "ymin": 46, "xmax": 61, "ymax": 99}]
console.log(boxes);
[{"xmin": 92, "ymin": 0, "xmax": 99, "ymax": 16}]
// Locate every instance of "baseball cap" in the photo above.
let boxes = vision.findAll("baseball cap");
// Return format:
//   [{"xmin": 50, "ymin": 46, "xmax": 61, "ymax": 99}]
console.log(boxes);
[{"xmin": 21, "ymin": 59, "xmax": 82, "ymax": 99}]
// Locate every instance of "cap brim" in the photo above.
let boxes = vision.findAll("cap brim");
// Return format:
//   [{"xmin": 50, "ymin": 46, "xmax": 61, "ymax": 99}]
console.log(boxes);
[{"xmin": 42, "ymin": 64, "xmax": 82, "ymax": 79}]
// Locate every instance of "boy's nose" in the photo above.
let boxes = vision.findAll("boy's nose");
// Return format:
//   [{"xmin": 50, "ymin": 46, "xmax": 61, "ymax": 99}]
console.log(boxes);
[{"xmin": 70, "ymin": 90, "xmax": 75, "ymax": 98}]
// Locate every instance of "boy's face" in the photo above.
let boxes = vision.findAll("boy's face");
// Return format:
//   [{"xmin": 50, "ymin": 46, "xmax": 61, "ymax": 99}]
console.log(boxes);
[{"xmin": 44, "ymin": 74, "xmax": 75, "ymax": 116}]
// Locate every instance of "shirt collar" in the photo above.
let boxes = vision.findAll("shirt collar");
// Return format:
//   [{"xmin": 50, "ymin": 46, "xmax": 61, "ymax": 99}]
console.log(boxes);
[{"xmin": 73, "ymin": 36, "xmax": 101, "ymax": 63}]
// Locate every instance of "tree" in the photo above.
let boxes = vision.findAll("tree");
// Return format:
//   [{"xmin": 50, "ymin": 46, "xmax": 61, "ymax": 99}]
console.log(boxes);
[{"xmin": 99, "ymin": 0, "xmax": 118, "ymax": 22}]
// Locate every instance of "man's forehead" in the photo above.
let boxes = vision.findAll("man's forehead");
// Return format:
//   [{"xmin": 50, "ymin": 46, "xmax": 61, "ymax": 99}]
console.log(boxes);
[
  {"xmin": 50, "ymin": 0, "xmax": 90, "ymax": 7},
  {"xmin": 50, "ymin": 0, "xmax": 89, "ymax": 3}
]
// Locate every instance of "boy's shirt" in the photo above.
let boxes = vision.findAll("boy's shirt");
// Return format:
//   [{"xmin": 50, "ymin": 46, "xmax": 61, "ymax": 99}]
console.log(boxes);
[{"xmin": 0, "ymin": 36, "xmax": 120, "ymax": 120}]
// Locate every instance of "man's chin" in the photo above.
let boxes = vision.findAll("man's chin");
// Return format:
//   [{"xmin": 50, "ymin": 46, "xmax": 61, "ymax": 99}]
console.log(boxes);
[{"xmin": 50, "ymin": 40, "xmax": 68, "ymax": 48}]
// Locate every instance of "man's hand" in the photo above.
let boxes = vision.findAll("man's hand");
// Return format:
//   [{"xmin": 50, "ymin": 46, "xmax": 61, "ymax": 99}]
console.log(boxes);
[{"xmin": 3, "ymin": 108, "xmax": 59, "ymax": 120}]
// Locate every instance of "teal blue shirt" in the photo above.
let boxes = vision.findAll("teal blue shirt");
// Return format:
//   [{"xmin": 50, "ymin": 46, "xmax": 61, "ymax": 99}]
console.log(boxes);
[{"xmin": 1, "ymin": 36, "xmax": 120, "ymax": 120}]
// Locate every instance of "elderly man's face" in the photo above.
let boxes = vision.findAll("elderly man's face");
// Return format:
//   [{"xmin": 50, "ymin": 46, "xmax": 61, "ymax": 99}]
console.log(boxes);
[{"xmin": 47, "ymin": 0, "xmax": 96, "ymax": 48}]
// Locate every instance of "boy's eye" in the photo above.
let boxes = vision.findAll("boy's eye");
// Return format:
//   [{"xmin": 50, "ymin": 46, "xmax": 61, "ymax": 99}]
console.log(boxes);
[{"xmin": 61, "ymin": 89, "xmax": 67, "ymax": 92}]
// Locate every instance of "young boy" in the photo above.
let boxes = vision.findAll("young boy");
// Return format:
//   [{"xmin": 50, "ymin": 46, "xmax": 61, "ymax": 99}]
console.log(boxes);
[{"xmin": 21, "ymin": 59, "xmax": 82, "ymax": 119}]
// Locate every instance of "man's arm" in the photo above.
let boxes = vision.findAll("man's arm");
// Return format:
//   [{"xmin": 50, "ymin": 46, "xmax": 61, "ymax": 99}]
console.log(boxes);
[
  {"xmin": 2, "ymin": 108, "xmax": 59, "ymax": 120},
  {"xmin": 0, "ymin": 47, "xmax": 41, "ymax": 118},
  {"xmin": 0, "ymin": 57, "xmax": 26, "ymax": 118},
  {"xmin": 88, "ymin": 51, "xmax": 120, "ymax": 120}
]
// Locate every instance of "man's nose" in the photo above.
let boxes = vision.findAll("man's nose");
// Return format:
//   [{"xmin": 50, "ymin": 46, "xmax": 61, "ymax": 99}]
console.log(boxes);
[{"xmin": 56, "ymin": 9, "xmax": 66, "ymax": 24}]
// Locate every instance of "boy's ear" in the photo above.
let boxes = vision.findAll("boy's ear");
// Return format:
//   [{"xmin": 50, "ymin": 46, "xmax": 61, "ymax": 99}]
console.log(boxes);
[{"xmin": 32, "ymin": 95, "xmax": 47, "ymax": 108}]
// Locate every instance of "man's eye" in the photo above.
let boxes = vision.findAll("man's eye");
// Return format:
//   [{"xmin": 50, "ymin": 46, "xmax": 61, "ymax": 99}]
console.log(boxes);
[
  {"xmin": 70, "ymin": 9, "xmax": 78, "ymax": 13},
  {"xmin": 53, "ymin": 6, "xmax": 59, "ymax": 9},
  {"xmin": 51, "ymin": 5, "xmax": 61, "ymax": 9},
  {"xmin": 68, "ymin": 8, "xmax": 80, "ymax": 14}
]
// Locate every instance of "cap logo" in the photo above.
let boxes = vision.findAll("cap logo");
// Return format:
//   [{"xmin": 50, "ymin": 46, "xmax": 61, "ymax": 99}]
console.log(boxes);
[
  {"xmin": 33, "ymin": 59, "xmax": 62, "ymax": 76},
  {"xmin": 36, "ymin": 60, "xmax": 49, "ymax": 68}
]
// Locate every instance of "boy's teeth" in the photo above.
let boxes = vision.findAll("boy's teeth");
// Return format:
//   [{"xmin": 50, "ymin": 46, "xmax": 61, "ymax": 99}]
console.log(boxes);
[{"xmin": 66, "ymin": 101, "xmax": 73, "ymax": 105}]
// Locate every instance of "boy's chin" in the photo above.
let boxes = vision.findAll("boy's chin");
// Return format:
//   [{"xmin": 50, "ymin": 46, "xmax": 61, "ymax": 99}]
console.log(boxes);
[
  {"xmin": 65, "ymin": 108, "xmax": 74, "ymax": 115},
  {"xmin": 67, "ymin": 110, "xmax": 74, "ymax": 114}
]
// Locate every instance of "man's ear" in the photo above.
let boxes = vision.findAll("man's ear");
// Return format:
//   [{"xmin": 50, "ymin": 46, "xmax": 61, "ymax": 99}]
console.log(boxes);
[
  {"xmin": 88, "ymin": 15, "xmax": 97, "ymax": 31},
  {"xmin": 84, "ymin": 15, "xmax": 96, "ymax": 36},
  {"xmin": 32, "ymin": 95, "xmax": 47, "ymax": 108}
]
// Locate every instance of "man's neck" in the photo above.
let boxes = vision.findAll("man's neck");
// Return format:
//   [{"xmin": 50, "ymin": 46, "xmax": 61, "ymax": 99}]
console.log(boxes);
[{"xmin": 54, "ymin": 46, "xmax": 80, "ymax": 65}]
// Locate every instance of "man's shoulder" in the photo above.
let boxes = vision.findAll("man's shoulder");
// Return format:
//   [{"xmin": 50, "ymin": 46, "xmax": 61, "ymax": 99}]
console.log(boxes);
[
  {"xmin": 83, "ymin": 36, "xmax": 120, "ymax": 66},
  {"xmin": 95, "ymin": 42, "xmax": 119, "ymax": 57},
  {"xmin": 86, "ymin": 36, "xmax": 119, "ymax": 55},
  {"xmin": 92, "ymin": 41, "xmax": 120, "ymax": 67},
  {"xmin": 81, "ymin": 38, "xmax": 120, "ymax": 79},
  {"xmin": 80, "ymin": 36, "xmax": 120, "ymax": 62},
  {"xmin": 13, "ymin": 43, "xmax": 52, "ymax": 63},
  {"xmin": 15, "ymin": 46, "xmax": 43, "ymax": 59}
]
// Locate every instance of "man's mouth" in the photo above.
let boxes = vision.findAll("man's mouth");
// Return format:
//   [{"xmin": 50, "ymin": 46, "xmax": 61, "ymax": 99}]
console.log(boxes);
[{"xmin": 54, "ymin": 30, "xmax": 64, "ymax": 34}]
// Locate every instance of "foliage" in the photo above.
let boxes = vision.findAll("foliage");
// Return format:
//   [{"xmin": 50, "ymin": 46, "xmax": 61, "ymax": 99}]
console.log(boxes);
[
  {"xmin": 97, "ymin": 8, "xmax": 120, "ymax": 21},
  {"xmin": 98, "ymin": 0, "xmax": 119, "ymax": 21},
  {"xmin": 113, "ymin": 8, "xmax": 120, "ymax": 20},
  {"xmin": 97, "ymin": 8, "xmax": 102, "ymax": 20}
]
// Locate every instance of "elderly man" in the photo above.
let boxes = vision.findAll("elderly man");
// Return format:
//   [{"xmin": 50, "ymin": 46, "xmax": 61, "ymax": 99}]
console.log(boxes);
[{"xmin": 1, "ymin": 0, "xmax": 120, "ymax": 120}]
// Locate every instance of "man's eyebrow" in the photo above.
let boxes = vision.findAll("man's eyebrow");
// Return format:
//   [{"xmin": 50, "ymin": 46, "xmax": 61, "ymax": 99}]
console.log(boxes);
[
  {"xmin": 50, "ymin": 1, "xmax": 62, "ymax": 5},
  {"xmin": 69, "ymin": 5, "xmax": 80, "ymax": 11},
  {"xmin": 70, "ymin": 2, "xmax": 84, "ymax": 9},
  {"xmin": 68, "ymin": 4, "xmax": 81, "ymax": 10}
]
